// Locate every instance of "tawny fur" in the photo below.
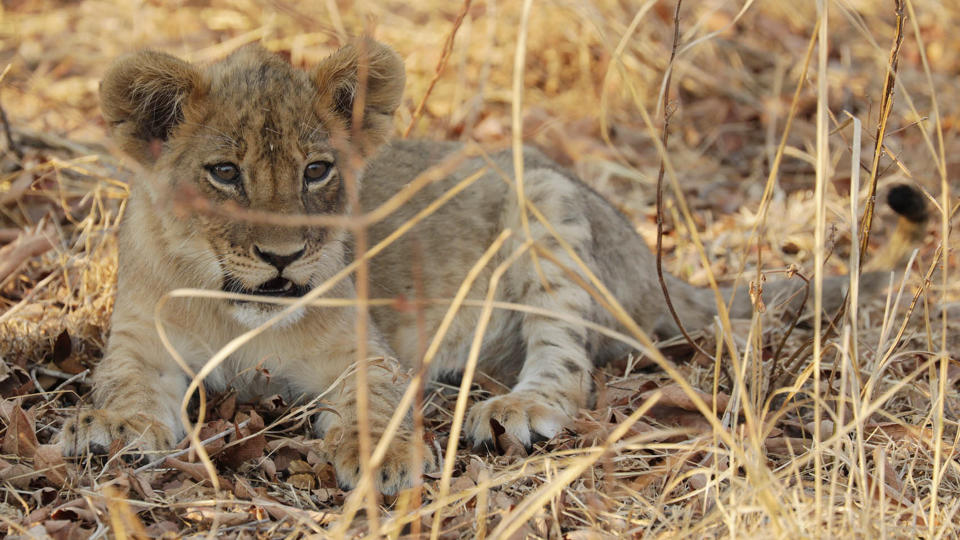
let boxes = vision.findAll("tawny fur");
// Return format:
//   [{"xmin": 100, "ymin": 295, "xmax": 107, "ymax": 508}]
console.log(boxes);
[{"xmin": 59, "ymin": 40, "xmax": 922, "ymax": 494}]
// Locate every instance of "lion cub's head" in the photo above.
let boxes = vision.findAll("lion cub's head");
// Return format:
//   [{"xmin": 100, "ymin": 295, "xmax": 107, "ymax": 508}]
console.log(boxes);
[{"xmin": 101, "ymin": 40, "xmax": 404, "ymax": 327}]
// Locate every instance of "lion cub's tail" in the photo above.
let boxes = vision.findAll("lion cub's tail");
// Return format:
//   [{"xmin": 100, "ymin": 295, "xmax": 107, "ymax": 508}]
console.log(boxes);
[
  {"xmin": 721, "ymin": 183, "xmax": 929, "ymax": 321},
  {"xmin": 866, "ymin": 184, "xmax": 929, "ymax": 271}
]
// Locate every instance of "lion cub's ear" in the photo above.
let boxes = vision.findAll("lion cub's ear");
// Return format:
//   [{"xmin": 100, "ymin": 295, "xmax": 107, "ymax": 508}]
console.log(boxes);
[
  {"xmin": 313, "ymin": 38, "xmax": 405, "ymax": 155},
  {"xmin": 100, "ymin": 51, "xmax": 205, "ymax": 164}
]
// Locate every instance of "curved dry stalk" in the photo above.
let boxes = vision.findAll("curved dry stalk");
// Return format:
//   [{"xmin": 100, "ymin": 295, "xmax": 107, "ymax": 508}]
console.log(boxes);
[
  {"xmin": 403, "ymin": 0, "xmax": 473, "ymax": 138},
  {"xmin": 430, "ymin": 234, "xmax": 524, "ymax": 538},
  {"xmin": 652, "ymin": 0, "xmax": 725, "ymax": 373}
]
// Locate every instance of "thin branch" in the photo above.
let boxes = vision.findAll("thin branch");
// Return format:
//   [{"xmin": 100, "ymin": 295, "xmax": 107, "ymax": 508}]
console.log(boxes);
[
  {"xmin": 857, "ymin": 0, "xmax": 905, "ymax": 267},
  {"xmin": 0, "ymin": 100, "xmax": 21, "ymax": 161},
  {"xmin": 654, "ymin": 0, "xmax": 716, "ymax": 365},
  {"xmin": 403, "ymin": 0, "xmax": 473, "ymax": 138},
  {"xmin": 0, "ymin": 64, "xmax": 21, "ymax": 161}
]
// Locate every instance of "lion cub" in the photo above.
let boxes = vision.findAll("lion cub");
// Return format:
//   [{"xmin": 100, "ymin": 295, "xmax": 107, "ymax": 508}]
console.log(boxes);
[{"xmin": 59, "ymin": 39, "xmax": 921, "ymax": 494}]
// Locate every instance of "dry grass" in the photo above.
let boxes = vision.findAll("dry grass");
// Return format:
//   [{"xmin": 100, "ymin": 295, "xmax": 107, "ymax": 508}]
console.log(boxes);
[{"xmin": 1, "ymin": 0, "xmax": 958, "ymax": 538}]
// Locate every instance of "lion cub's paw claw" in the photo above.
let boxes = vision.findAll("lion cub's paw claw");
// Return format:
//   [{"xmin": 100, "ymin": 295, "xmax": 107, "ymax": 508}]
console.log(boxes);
[
  {"xmin": 465, "ymin": 392, "xmax": 569, "ymax": 451},
  {"xmin": 327, "ymin": 427, "xmax": 436, "ymax": 496},
  {"xmin": 58, "ymin": 410, "xmax": 174, "ymax": 460}
]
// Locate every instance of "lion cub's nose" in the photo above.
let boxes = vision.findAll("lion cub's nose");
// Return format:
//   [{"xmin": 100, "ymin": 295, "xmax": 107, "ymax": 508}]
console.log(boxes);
[{"xmin": 254, "ymin": 245, "xmax": 306, "ymax": 272}]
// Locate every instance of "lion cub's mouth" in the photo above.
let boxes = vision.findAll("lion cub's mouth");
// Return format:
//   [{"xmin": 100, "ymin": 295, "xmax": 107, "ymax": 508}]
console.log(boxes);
[{"xmin": 223, "ymin": 277, "xmax": 311, "ymax": 299}]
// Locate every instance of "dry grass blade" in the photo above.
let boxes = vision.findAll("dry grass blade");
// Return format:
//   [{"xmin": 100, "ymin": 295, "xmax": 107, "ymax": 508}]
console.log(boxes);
[
  {"xmin": 812, "ymin": 0, "xmax": 830, "ymax": 523},
  {"xmin": 402, "ymin": 0, "xmax": 473, "ymax": 138},
  {"xmin": 429, "ymin": 229, "xmax": 515, "ymax": 537}
]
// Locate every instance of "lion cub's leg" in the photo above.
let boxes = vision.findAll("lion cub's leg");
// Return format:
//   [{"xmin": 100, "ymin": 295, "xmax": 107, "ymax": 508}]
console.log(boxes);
[
  {"xmin": 308, "ymin": 329, "xmax": 437, "ymax": 495},
  {"xmin": 466, "ymin": 169, "xmax": 596, "ymax": 449},
  {"xmin": 315, "ymin": 359, "xmax": 437, "ymax": 495},
  {"xmin": 59, "ymin": 317, "xmax": 186, "ymax": 459}
]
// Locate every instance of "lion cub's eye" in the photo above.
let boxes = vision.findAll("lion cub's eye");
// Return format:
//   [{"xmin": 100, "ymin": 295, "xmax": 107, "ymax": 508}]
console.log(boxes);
[
  {"xmin": 304, "ymin": 161, "xmax": 333, "ymax": 186},
  {"xmin": 207, "ymin": 163, "xmax": 241, "ymax": 185}
]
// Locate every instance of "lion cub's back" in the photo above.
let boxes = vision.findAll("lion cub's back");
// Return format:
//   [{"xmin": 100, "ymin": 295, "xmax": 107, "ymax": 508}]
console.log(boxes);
[{"xmin": 361, "ymin": 140, "xmax": 519, "ymax": 363}]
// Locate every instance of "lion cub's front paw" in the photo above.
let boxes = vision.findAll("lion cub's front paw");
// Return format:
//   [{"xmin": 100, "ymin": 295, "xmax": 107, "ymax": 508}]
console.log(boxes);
[
  {"xmin": 465, "ymin": 391, "xmax": 570, "ymax": 451},
  {"xmin": 325, "ymin": 425, "xmax": 436, "ymax": 496},
  {"xmin": 58, "ymin": 410, "xmax": 175, "ymax": 461}
]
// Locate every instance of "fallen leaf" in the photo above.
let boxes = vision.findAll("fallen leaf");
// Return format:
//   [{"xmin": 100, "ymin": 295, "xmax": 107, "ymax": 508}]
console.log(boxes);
[
  {"xmin": 21, "ymin": 524, "xmax": 51, "ymax": 540},
  {"xmin": 260, "ymin": 457, "xmax": 277, "ymax": 480},
  {"xmin": 763, "ymin": 437, "xmax": 812, "ymax": 456},
  {"xmin": 449, "ymin": 474, "xmax": 474, "ymax": 494},
  {"xmin": 233, "ymin": 475, "xmax": 262, "ymax": 500},
  {"xmin": 164, "ymin": 457, "xmax": 234, "ymax": 492},
  {"xmin": 270, "ymin": 446, "xmax": 301, "ymax": 472},
  {"xmin": 465, "ymin": 457, "xmax": 488, "ymax": 483},
  {"xmin": 257, "ymin": 394, "xmax": 286, "ymax": 414},
  {"xmin": 802, "ymin": 420, "xmax": 834, "ymax": 439},
  {"xmin": 869, "ymin": 446, "xmax": 914, "ymax": 507},
  {"xmin": 196, "ymin": 419, "xmax": 231, "ymax": 456},
  {"xmin": 287, "ymin": 459, "xmax": 312, "ymax": 474},
  {"xmin": 315, "ymin": 462, "xmax": 338, "ymax": 489},
  {"xmin": 51, "ymin": 330, "xmax": 72, "ymax": 366},
  {"xmin": 220, "ymin": 411, "xmax": 266, "ymax": 469},
  {"xmin": 34, "ymin": 444, "xmax": 68, "ymax": 486},
  {"xmin": 640, "ymin": 384, "xmax": 731, "ymax": 414},
  {"xmin": 2, "ymin": 403, "xmax": 38, "ymax": 458},
  {"xmin": 288, "ymin": 473, "xmax": 315, "ymax": 490},
  {"xmin": 50, "ymin": 501, "xmax": 97, "ymax": 523},
  {"xmin": 145, "ymin": 521, "xmax": 179, "ymax": 537},
  {"xmin": 25, "ymin": 508, "xmax": 50, "ymax": 530},
  {"xmin": 42, "ymin": 518, "xmax": 89, "ymax": 540},
  {"xmin": 0, "ymin": 363, "xmax": 27, "ymax": 398},
  {"xmin": 496, "ymin": 431, "xmax": 527, "ymax": 458},
  {"xmin": 127, "ymin": 471, "xmax": 156, "ymax": 501},
  {"xmin": 216, "ymin": 393, "xmax": 236, "ymax": 421},
  {"xmin": 312, "ymin": 487, "xmax": 336, "ymax": 504}
]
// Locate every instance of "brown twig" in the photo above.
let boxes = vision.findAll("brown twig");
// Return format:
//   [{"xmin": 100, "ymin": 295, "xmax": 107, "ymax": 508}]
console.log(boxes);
[
  {"xmin": 345, "ymin": 36, "xmax": 380, "ymax": 533},
  {"xmin": 0, "ymin": 63, "xmax": 21, "ymax": 162},
  {"xmin": 0, "ymin": 99, "xmax": 21, "ymax": 161},
  {"xmin": 402, "ymin": 0, "xmax": 473, "ymax": 138},
  {"xmin": 654, "ymin": 0, "xmax": 717, "ymax": 366},
  {"xmin": 764, "ymin": 269, "xmax": 810, "ymax": 404},
  {"xmin": 857, "ymin": 0, "xmax": 905, "ymax": 267},
  {"xmin": 0, "ymin": 224, "xmax": 56, "ymax": 282}
]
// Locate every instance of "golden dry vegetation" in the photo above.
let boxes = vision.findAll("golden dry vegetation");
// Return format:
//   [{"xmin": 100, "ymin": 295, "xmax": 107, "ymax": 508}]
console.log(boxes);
[{"xmin": 0, "ymin": 0, "xmax": 958, "ymax": 538}]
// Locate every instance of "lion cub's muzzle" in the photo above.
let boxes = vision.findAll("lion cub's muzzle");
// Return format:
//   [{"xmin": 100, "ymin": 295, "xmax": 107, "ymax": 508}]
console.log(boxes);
[
  {"xmin": 222, "ymin": 244, "xmax": 312, "ymax": 300},
  {"xmin": 223, "ymin": 276, "xmax": 312, "ymax": 299}
]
